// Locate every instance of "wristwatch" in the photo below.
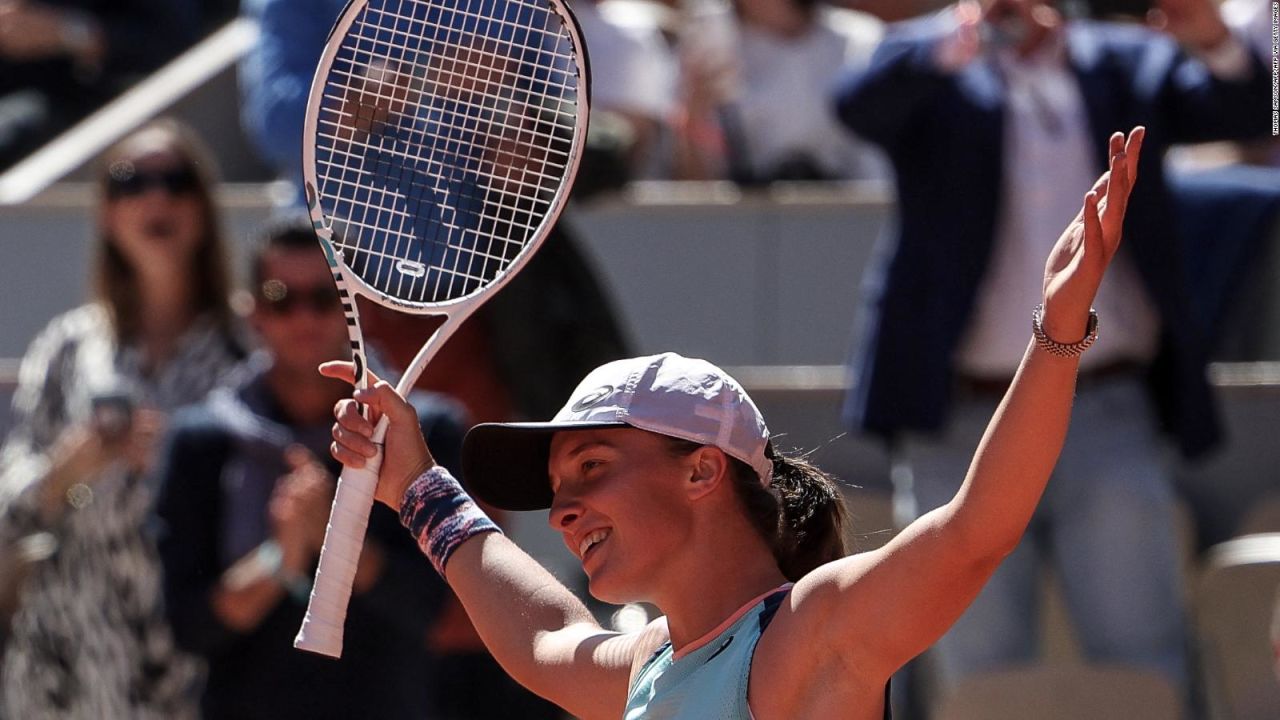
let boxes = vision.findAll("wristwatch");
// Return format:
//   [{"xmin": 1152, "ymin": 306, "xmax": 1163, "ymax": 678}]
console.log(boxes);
[{"xmin": 256, "ymin": 540, "xmax": 314, "ymax": 603}]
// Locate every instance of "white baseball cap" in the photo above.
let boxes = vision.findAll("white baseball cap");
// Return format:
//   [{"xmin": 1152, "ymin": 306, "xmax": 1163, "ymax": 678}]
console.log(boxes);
[{"xmin": 462, "ymin": 352, "xmax": 773, "ymax": 510}]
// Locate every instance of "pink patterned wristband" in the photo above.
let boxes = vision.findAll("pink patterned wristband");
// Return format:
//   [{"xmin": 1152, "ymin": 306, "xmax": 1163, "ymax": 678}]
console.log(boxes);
[{"xmin": 398, "ymin": 466, "xmax": 502, "ymax": 577}]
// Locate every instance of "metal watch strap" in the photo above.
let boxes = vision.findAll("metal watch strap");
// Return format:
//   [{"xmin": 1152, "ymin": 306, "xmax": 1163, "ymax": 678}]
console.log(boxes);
[{"xmin": 1032, "ymin": 304, "xmax": 1098, "ymax": 357}]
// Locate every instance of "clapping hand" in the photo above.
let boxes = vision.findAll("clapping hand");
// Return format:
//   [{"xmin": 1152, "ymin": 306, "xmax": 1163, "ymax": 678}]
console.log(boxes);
[
  {"xmin": 270, "ymin": 446, "xmax": 337, "ymax": 571},
  {"xmin": 1039, "ymin": 127, "xmax": 1144, "ymax": 344}
]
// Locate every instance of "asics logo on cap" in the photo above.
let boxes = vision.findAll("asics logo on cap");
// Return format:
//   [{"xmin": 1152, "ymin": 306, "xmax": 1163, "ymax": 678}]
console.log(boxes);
[{"xmin": 570, "ymin": 385, "xmax": 615, "ymax": 412}]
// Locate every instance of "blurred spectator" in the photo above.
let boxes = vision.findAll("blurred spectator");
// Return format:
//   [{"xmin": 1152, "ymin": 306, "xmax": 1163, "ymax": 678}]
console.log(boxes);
[
  {"xmin": 835, "ymin": 0, "xmax": 1270, "ymax": 706},
  {"xmin": 0, "ymin": 1, "xmax": 199, "ymax": 169},
  {"xmin": 153, "ymin": 216, "xmax": 460, "ymax": 720},
  {"xmin": 1221, "ymin": 0, "xmax": 1280, "ymax": 167},
  {"xmin": 571, "ymin": 0, "xmax": 678, "ymax": 192},
  {"xmin": 1211, "ymin": 0, "xmax": 1270, "ymax": 59},
  {"xmin": 238, "ymin": 0, "xmax": 341, "ymax": 199},
  {"xmin": 0, "ymin": 119, "xmax": 245, "ymax": 717},
  {"xmin": 674, "ymin": 0, "xmax": 888, "ymax": 183}
]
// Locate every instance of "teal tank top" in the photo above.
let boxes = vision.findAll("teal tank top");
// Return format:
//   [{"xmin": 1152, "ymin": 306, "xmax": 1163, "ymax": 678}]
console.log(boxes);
[
  {"xmin": 623, "ymin": 587, "xmax": 789, "ymax": 720},
  {"xmin": 622, "ymin": 586, "xmax": 893, "ymax": 720}
]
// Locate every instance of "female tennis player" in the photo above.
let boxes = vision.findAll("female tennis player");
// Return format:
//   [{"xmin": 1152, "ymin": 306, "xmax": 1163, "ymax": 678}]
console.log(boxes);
[{"xmin": 324, "ymin": 127, "xmax": 1144, "ymax": 720}]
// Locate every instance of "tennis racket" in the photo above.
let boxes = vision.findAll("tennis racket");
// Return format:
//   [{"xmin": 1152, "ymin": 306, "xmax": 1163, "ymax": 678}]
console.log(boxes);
[{"xmin": 294, "ymin": 0, "xmax": 589, "ymax": 658}]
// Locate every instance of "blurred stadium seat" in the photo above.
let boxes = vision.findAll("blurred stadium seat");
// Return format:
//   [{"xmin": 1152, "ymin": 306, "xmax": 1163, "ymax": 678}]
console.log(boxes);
[
  {"xmin": 1197, "ymin": 533, "xmax": 1280, "ymax": 720},
  {"xmin": 933, "ymin": 664, "xmax": 1181, "ymax": 720}
]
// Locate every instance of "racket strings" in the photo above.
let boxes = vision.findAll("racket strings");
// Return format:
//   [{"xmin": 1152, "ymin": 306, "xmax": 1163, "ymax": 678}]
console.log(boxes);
[{"xmin": 313, "ymin": 0, "xmax": 580, "ymax": 305}]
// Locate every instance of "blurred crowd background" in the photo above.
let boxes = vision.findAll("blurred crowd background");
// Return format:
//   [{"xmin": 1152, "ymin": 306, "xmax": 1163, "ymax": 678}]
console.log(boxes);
[{"xmin": 0, "ymin": 0, "xmax": 1278, "ymax": 718}]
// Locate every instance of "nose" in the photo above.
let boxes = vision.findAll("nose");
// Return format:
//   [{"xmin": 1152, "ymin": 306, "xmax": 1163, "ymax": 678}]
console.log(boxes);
[{"xmin": 547, "ymin": 492, "xmax": 583, "ymax": 532}]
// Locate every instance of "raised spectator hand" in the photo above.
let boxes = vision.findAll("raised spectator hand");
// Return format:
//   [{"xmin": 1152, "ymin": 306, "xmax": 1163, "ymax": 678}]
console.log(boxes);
[
  {"xmin": 1040, "ymin": 128, "xmax": 1143, "ymax": 343},
  {"xmin": 122, "ymin": 409, "xmax": 167, "ymax": 477},
  {"xmin": 270, "ymin": 446, "xmax": 338, "ymax": 568},
  {"xmin": 1148, "ymin": 0, "xmax": 1230, "ymax": 51},
  {"xmin": 936, "ymin": 0, "xmax": 982, "ymax": 70}
]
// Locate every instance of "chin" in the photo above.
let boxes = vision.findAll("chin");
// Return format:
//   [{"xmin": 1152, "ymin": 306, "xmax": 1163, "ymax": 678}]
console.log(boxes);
[{"xmin": 584, "ymin": 570, "xmax": 626, "ymax": 605}]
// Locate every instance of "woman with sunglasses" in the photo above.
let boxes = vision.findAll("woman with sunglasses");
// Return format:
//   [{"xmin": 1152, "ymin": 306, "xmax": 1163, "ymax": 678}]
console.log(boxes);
[
  {"xmin": 324, "ymin": 128, "xmax": 1145, "ymax": 719},
  {"xmin": 0, "ymin": 118, "xmax": 245, "ymax": 718}
]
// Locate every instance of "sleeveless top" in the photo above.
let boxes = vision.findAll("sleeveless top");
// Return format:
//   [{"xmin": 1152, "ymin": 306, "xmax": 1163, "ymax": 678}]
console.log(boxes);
[{"xmin": 623, "ymin": 585, "xmax": 893, "ymax": 720}]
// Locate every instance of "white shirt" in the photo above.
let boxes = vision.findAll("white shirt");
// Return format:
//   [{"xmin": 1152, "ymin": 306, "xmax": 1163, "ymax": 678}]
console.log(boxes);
[
  {"xmin": 1222, "ymin": 0, "xmax": 1273, "ymax": 61},
  {"xmin": 954, "ymin": 30, "xmax": 1161, "ymax": 376},
  {"xmin": 573, "ymin": 0, "xmax": 677, "ymax": 122},
  {"xmin": 683, "ymin": 2, "xmax": 889, "ymax": 180}
]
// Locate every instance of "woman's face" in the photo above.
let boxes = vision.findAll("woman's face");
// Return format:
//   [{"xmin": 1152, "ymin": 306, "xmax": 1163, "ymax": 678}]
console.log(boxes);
[
  {"xmin": 547, "ymin": 427, "xmax": 696, "ymax": 604},
  {"xmin": 102, "ymin": 148, "xmax": 206, "ymax": 274}
]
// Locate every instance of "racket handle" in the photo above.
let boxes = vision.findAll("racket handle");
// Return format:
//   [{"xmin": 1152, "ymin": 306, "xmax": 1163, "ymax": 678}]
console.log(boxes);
[{"xmin": 294, "ymin": 415, "xmax": 389, "ymax": 657}]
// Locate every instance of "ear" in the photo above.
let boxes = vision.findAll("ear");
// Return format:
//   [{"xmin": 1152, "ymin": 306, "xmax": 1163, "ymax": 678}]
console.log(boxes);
[{"xmin": 685, "ymin": 446, "xmax": 730, "ymax": 502}]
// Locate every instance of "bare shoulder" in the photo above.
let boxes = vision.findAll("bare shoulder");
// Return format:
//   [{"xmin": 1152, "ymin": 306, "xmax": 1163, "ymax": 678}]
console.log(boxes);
[
  {"xmin": 628, "ymin": 615, "xmax": 672, "ymax": 680},
  {"xmin": 747, "ymin": 555, "xmax": 892, "ymax": 718}
]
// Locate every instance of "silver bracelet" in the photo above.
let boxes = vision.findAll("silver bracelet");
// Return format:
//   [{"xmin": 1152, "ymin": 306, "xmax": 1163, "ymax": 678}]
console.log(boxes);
[{"xmin": 1032, "ymin": 303, "xmax": 1098, "ymax": 357}]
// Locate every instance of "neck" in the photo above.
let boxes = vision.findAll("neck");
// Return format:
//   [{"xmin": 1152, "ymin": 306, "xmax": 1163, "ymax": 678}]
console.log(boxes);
[
  {"xmin": 656, "ymin": 520, "xmax": 787, "ymax": 652},
  {"xmin": 266, "ymin": 361, "xmax": 349, "ymax": 426},
  {"xmin": 1017, "ymin": 9, "xmax": 1059, "ymax": 57},
  {"xmin": 132, "ymin": 265, "xmax": 195, "ymax": 358},
  {"xmin": 737, "ymin": 0, "xmax": 812, "ymax": 39}
]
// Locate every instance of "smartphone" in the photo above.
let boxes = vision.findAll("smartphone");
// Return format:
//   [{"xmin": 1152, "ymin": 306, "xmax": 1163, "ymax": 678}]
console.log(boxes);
[{"xmin": 90, "ymin": 391, "xmax": 134, "ymax": 443}]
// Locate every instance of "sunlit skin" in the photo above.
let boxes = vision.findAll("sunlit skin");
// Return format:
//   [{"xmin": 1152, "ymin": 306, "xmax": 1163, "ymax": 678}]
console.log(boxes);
[
  {"xmin": 545, "ymin": 428, "xmax": 785, "ymax": 625},
  {"xmin": 323, "ymin": 129, "xmax": 1145, "ymax": 720},
  {"xmin": 548, "ymin": 429, "xmax": 695, "ymax": 604}
]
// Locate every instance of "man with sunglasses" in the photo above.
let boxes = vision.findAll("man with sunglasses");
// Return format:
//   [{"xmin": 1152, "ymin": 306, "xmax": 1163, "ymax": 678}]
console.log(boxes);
[{"xmin": 150, "ymin": 216, "xmax": 467, "ymax": 719}]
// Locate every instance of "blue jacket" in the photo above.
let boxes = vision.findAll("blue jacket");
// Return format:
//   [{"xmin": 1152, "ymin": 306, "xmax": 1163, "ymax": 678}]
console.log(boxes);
[
  {"xmin": 153, "ymin": 366, "xmax": 464, "ymax": 719},
  {"xmin": 834, "ymin": 17, "xmax": 1271, "ymax": 458}
]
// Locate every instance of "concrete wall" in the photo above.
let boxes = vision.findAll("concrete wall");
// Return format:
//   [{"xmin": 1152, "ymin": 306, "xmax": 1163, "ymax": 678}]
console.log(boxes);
[{"xmin": 0, "ymin": 182, "xmax": 891, "ymax": 363}]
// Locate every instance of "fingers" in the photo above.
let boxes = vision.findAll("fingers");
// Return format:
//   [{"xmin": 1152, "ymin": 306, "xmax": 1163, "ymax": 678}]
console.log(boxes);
[
  {"xmin": 1124, "ymin": 126, "xmax": 1144, "ymax": 185},
  {"xmin": 353, "ymin": 379, "xmax": 418, "ymax": 426},
  {"xmin": 1082, "ymin": 190, "xmax": 1104, "ymax": 253},
  {"xmin": 318, "ymin": 360, "xmax": 383, "ymax": 387},
  {"xmin": 1101, "ymin": 148, "xmax": 1131, "ymax": 229},
  {"xmin": 331, "ymin": 399, "xmax": 378, "ymax": 467}
]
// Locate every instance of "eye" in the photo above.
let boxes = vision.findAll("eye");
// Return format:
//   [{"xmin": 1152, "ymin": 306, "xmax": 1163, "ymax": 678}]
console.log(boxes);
[{"xmin": 581, "ymin": 459, "xmax": 603, "ymax": 474}]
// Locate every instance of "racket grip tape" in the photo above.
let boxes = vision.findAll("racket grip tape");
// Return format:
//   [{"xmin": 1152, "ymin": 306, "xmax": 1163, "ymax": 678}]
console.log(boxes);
[{"xmin": 294, "ymin": 416, "xmax": 389, "ymax": 657}]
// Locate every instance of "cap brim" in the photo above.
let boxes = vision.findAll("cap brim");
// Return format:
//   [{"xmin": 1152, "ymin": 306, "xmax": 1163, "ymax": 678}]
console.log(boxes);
[{"xmin": 461, "ymin": 420, "xmax": 627, "ymax": 511}]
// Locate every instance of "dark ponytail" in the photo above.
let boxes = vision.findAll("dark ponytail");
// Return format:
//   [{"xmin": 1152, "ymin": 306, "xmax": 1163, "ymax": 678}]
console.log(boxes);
[
  {"xmin": 766, "ymin": 448, "xmax": 850, "ymax": 580},
  {"xmin": 665, "ymin": 438, "xmax": 850, "ymax": 581}
]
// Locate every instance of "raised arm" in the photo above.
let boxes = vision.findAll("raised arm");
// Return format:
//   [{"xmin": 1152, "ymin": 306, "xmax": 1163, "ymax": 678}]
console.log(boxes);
[
  {"xmin": 833, "ymin": 5, "xmax": 978, "ymax": 152},
  {"xmin": 323, "ymin": 366, "xmax": 651, "ymax": 720},
  {"xmin": 784, "ymin": 128, "xmax": 1145, "ymax": 681}
]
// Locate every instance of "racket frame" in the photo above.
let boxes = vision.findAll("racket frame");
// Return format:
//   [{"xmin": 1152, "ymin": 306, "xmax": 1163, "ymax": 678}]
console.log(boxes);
[{"xmin": 294, "ymin": 0, "xmax": 590, "ymax": 657}]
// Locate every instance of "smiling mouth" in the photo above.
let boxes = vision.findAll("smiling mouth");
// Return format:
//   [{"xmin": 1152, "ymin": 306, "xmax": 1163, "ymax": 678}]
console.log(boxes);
[{"xmin": 579, "ymin": 528, "xmax": 611, "ymax": 561}]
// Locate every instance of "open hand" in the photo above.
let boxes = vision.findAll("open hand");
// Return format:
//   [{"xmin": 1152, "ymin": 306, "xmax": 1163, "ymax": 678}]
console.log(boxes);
[{"xmin": 1040, "ymin": 127, "xmax": 1144, "ymax": 343}]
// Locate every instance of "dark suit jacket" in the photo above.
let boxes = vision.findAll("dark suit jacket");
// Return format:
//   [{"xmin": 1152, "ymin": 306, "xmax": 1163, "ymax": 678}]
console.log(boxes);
[{"xmin": 834, "ymin": 16, "xmax": 1271, "ymax": 458}]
